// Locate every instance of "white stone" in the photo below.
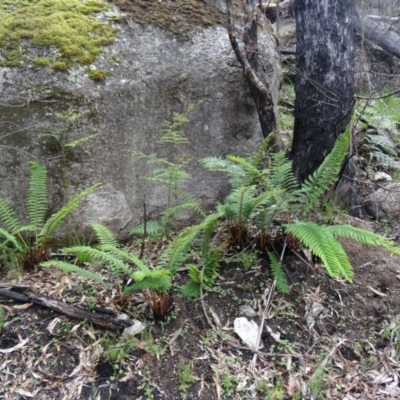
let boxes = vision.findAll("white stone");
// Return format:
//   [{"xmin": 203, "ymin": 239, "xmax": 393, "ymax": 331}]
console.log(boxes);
[
  {"xmin": 234, "ymin": 317, "xmax": 259, "ymax": 349},
  {"xmin": 374, "ymin": 172, "xmax": 392, "ymax": 182},
  {"xmin": 123, "ymin": 320, "xmax": 146, "ymax": 337}
]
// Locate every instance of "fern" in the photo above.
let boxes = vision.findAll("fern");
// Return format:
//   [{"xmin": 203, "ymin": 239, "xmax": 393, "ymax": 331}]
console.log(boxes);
[
  {"xmin": 226, "ymin": 155, "xmax": 266, "ymax": 185},
  {"xmin": 284, "ymin": 221, "xmax": 354, "ymax": 282},
  {"xmin": 60, "ymin": 245, "xmax": 134, "ymax": 277},
  {"xmin": 251, "ymin": 133, "xmax": 274, "ymax": 168},
  {"xmin": 269, "ymin": 152, "xmax": 298, "ymax": 193},
  {"xmin": 27, "ymin": 161, "xmax": 48, "ymax": 230},
  {"xmin": 0, "ymin": 228, "xmax": 25, "ymax": 252},
  {"xmin": 91, "ymin": 222, "xmax": 120, "ymax": 247},
  {"xmin": 200, "ymin": 157, "xmax": 247, "ymax": 188},
  {"xmin": 370, "ymin": 151, "xmax": 400, "ymax": 171},
  {"xmin": 41, "ymin": 260, "xmax": 107, "ymax": 286},
  {"xmin": 131, "ymin": 220, "xmax": 166, "ymax": 238},
  {"xmin": 366, "ymin": 133, "xmax": 398, "ymax": 157},
  {"xmin": 39, "ymin": 183, "xmax": 101, "ymax": 244},
  {"xmin": 126, "ymin": 269, "xmax": 172, "ymax": 293},
  {"xmin": 299, "ymin": 127, "xmax": 350, "ymax": 214},
  {"xmin": 0, "ymin": 162, "xmax": 100, "ymax": 269},
  {"xmin": 0, "ymin": 197, "xmax": 21, "ymax": 233},
  {"xmin": 325, "ymin": 224, "xmax": 400, "ymax": 256},
  {"xmin": 267, "ymin": 251, "xmax": 290, "ymax": 294}
]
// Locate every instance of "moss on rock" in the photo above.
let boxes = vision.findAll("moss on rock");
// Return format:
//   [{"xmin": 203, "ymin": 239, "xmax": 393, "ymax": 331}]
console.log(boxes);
[
  {"xmin": 111, "ymin": 0, "xmax": 226, "ymax": 41},
  {"xmin": 0, "ymin": 0, "xmax": 118, "ymax": 71}
]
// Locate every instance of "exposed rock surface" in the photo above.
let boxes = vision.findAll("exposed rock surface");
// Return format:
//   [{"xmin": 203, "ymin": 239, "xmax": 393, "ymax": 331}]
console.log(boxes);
[
  {"xmin": 0, "ymin": 3, "xmax": 281, "ymax": 239},
  {"xmin": 364, "ymin": 183, "xmax": 400, "ymax": 228}
]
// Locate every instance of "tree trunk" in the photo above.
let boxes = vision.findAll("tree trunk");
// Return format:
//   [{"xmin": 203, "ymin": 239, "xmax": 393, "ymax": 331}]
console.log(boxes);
[
  {"xmin": 291, "ymin": 0, "xmax": 354, "ymax": 182},
  {"xmin": 352, "ymin": 10, "xmax": 400, "ymax": 60},
  {"xmin": 226, "ymin": 0, "xmax": 282, "ymax": 149}
]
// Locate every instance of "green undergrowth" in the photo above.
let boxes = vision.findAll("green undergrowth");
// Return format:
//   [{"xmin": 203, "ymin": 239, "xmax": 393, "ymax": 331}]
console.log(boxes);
[{"xmin": 0, "ymin": 0, "xmax": 118, "ymax": 74}]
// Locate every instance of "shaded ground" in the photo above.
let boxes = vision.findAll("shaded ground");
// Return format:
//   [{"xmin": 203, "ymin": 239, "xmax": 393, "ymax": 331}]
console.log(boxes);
[{"xmin": 1, "ymin": 230, "xmax": 400, "ymax": 400}]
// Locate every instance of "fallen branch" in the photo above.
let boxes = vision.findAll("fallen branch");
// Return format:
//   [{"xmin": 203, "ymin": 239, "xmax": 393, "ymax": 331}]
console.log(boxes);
[{"xmin": 0, "ymin": 289, "xmax": 131, "ymax": 331}]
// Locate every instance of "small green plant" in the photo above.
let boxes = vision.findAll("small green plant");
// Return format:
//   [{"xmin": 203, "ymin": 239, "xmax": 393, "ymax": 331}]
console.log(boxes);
[
  {"xmin": 256, "ymin": 378, "xmax": 286, "ymax": 399},
  {"xmin": 200, "ymin": 127, "xmax": 400, "ymax": 293},
  {"xmin": 178, "ymin": 360, "xmax": 196, "ymax": 397},
  {"xmin": 0, "ymin": 161, "xmax": 100, "ymax": 270},
  {"xmin": 101, "ymin": 334, "xmax": 136, "ymax": 380},
  {"xmin": 130, "ymin": 106, "xmax": 204, "ymax": 239},
  {"xmin": 357, "ymin": 91, "xmax": 400, "ymax": 172},
  {"xmin": 88, "ymin": 69, "xmax": 111, "ymax": 81},
  {"xmin": 0, "ymin": 306, "xmax": 5, "ymax": 331},
  {"xmin": 308, "ymin": 363, "xmax": 328, "ymax": 398},
  {"xmin": 40, "ymin": 110, "xmax": 97, "ymax": 244},
  {"xmin": 42, "ymin": 222, "xmax": 193, "ymax": 318}
]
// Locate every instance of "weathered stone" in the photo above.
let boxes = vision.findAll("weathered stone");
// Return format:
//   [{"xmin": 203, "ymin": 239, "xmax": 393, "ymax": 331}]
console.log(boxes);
[
  {"xmin": 374, "ymin": 171, "xmax": 392, "ymax": 182},
  {"xmin": 234, "ymin": 317, "xmax": 259, "ymax": 349},
  {"xmin": 364, "ymin": 183, "xmax": 400, "ymax": 222},
  {"xmin": 0, "ymin": 6, "xmax": 281, "ymax": 240},
  {"xmin": 71, "ymin": 184, "xmax": 133, "ymax": 239}
]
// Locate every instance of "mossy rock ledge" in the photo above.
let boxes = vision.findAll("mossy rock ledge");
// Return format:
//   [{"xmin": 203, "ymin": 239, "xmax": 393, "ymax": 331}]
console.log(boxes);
[{"xmin": 0, "ymin": 0, "xmax": 281, "ymax": 239}]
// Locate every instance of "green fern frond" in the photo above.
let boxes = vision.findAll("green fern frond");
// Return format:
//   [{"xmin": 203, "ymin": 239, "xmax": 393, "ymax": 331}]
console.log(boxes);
[
  {"xmin": 0, "ymin": 197, "xmax": 20, "ymax": 233},
  {"xmin": 61, "ymin": 245, "xmax": 133, "ymax": 276},
  {"xmin": 366, "ymin": 134, "xmax": 398, "ymax": 157},
  {"xmin": 284, "ymin": 221, "xmax": 354, "ymax": 281},
  {"xmin": 371, "ymin": 152, "xmax": 400, "ymax": 170},
  {"xmin": 64, "ymin": 134, "xmax": 97, "ymax": 149},
  {"xmin": 267, "ymin": 251, "xmax": 290, "ymax": 294},
  {"xmin": 269, "ymin": 152, "xmax": 298, "ymax": 192},
  {"xmin": 100, "ymin": 244, "xmax": 150, "ymax": 272},
  {"xmin": 40, "ymin": 260, "xmax": 107, "ymax": 286},
  {"xmin": 27, "ymin": 161, "xmax": 48, "ymax": 229},
  {"xmin": 157, "ymin": 212, "xmax": 223, "ymax": 275},
  {"xmin": 300, "ymin": 127, "xmax": 350, "ymax": 213},
  {"xmin": 225, "ymin": 185, "xmax": 257, "ymax": 222},
  {"xmin": 131, "ymin": 221, "xmax": 166, "ymax": 238},
  {"xmin": 162, "ymin": 201, "xmax": 202, "ymax": 223},
  {"xmin": 39, "ymin": 183, "xmax": 101, "ymax": 244},
  {"xmin": 252, "ymin": 133, "xmax": 274, "ymax": 168},
  {"xmin": 226, "ymin": 155, "xmax": 265, "ymax": 184},
  {"xmin": 0, "ymin": 228, "xmax": 25, "ymax": 252},
  {"xmin": 125, "ymin": 269, "xmax": 172, "ymax": 293},
  {"xmin": 150, "ymin": 167, "xmax": 191, "ymax": 185},
  {"xmin": 325, "ymin": 224, "xmax": 400, "ymax": 256},
  {"xmin": 200, "ymin": 157, "xmax": 246, "ymax": 188},
  {"xmin": 91, "ymin": 223, "xmax": 119, "ymax": 247},
  {"xmin": 180, "ymin": 279, "xmax": 201, "ymax": 298}
]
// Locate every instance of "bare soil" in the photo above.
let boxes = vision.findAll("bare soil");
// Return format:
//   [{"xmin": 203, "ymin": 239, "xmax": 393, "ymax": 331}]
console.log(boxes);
[{"xmin": 1, "ymin": 237, "xmax": 400, "ymax": 399}]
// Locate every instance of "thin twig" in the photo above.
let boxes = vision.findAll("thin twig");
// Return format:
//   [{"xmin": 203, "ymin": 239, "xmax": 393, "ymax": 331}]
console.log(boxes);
[
  {"xmin": 249, "ymin": 239, "xmax": 287, "ymax": 371},
  {"xmin": 249, "ymin": 279, "xmax": 276, "ymax": 371}
]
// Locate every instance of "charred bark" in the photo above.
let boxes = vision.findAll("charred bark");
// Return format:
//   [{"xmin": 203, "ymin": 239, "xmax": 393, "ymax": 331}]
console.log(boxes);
[
  {"xmin": 291, "ymin": 0, "xmax": 354, "ymax": 182},
  {"xmin": 0, "ymin": 289, "xmax": 131, "ymax": 331},
  {"xmin": 226, "ymin": 0, "xmax": 281, "ymax": 148}
]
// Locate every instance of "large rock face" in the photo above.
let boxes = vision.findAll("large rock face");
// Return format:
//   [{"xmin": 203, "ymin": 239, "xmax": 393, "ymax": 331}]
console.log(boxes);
[{"xmin": 0, "ymin": 2, "xmax": 281, "ymax": 239}]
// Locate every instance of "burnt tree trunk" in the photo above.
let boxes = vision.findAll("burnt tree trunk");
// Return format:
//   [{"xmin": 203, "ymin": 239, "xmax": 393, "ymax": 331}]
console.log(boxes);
[
  {"xmin": 291, "ymin": 0, "xmax": 354, "ymax": 182},
  {"xmin": 226, "ymin": 0, "xmax": 282, "ymax": 149}
]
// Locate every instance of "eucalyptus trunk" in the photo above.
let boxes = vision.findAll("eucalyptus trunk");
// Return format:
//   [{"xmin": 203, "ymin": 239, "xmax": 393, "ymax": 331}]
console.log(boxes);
[{"xmin": 291, "ymin": 0, "xmax": 354, "ymax": 182}]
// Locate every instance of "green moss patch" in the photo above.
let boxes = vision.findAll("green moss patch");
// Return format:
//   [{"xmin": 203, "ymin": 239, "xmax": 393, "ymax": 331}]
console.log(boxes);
[
  {"xmin": 88, "ymin": 69, "xmax": 111, "ymax": 81},
  {"xmin": 111, "ymin": 0, "xmax": 226, "ymax": 41},
  {"xmin": 0, "ymin": 0, "xmax": 118, "ymax": 71}
]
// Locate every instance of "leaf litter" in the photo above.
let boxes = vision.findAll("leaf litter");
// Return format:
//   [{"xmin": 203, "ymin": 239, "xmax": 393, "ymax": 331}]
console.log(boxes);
[{"xmin": 1, "ymin": 239, "xmax": 400, "ymax": 399}]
